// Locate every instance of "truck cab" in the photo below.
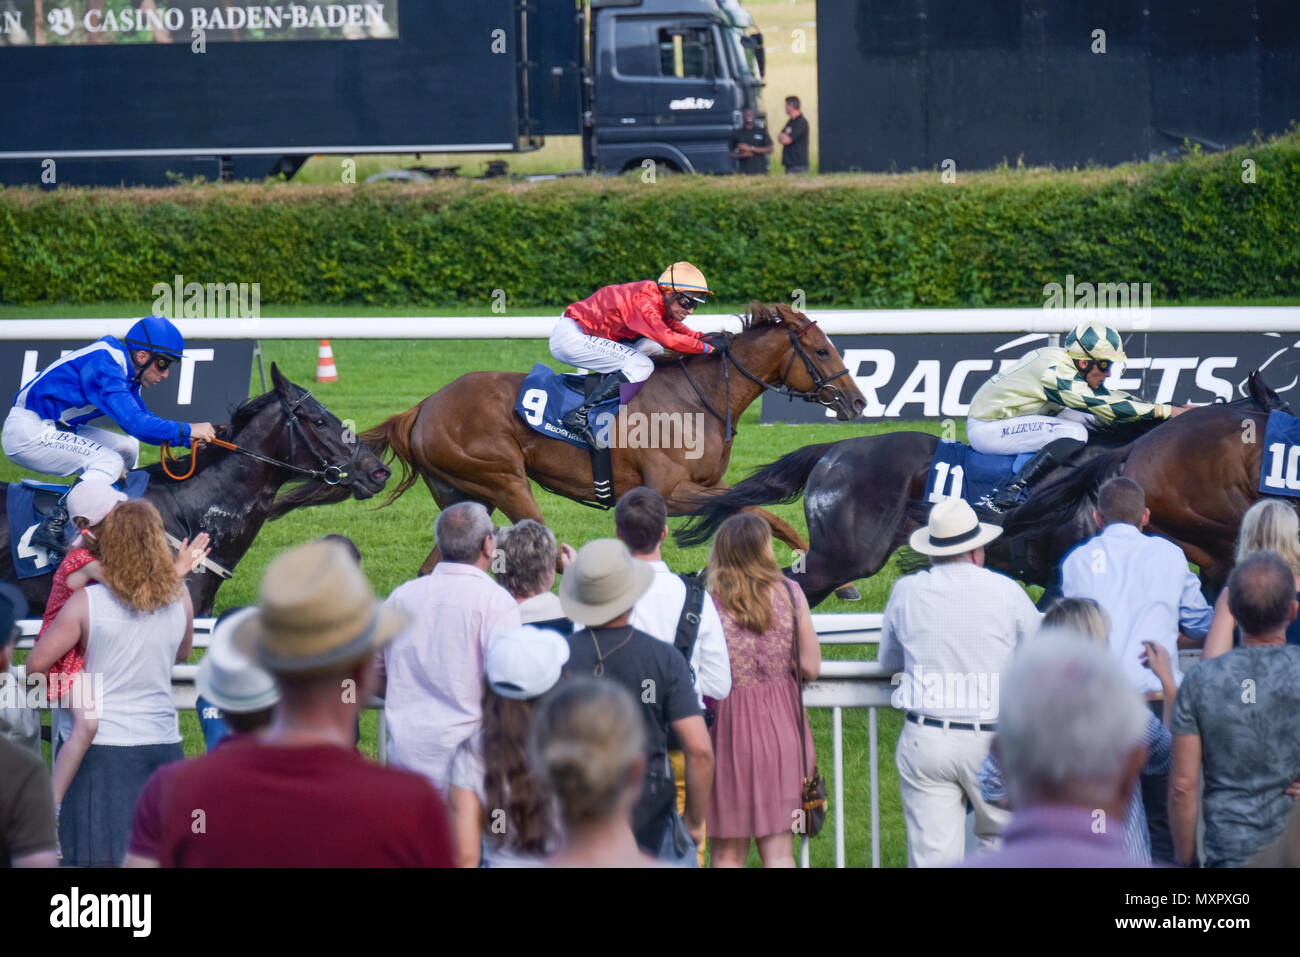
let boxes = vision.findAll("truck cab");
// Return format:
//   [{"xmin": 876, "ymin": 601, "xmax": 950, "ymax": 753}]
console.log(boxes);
[{"xmin": 588, "ymin": 0, "xmax": 765, "ymax": 174}]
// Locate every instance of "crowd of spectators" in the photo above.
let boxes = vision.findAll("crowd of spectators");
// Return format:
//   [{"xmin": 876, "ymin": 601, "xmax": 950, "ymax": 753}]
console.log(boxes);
[{"xmin": 4, "ymin": 475, "xmax": 1300, "ymax": 869}]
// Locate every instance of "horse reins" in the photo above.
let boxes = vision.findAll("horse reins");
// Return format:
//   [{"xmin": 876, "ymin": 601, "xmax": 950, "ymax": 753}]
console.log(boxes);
[
  {"xmin": 678, "ymin": 319, "xmax": 852, "ymax": 443},
  {"xmin": 160, "ymin": 390, "xmax": 359, "ymax": 485}
]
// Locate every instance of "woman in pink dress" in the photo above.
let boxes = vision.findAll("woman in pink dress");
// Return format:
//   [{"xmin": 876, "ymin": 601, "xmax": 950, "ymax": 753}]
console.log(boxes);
[{"xmin": 704, "ymin": 513, "xmax": 821, "ymax": 867}]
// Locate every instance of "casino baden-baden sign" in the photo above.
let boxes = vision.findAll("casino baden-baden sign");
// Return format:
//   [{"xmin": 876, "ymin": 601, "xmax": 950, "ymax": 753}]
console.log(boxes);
[
  {"xmin": 761, "ymin": 332, "xmax": 1300, "ymax": 424},
  {"xmin": 0, "ymin": 2, "xmax": 398, "ymax": 46}
]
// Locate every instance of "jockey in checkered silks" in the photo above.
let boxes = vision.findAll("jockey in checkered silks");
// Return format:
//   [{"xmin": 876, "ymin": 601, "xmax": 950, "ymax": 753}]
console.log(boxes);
[{"xmin": 967, "ymin": 320, "xmax": 1192, "ymax": 513}]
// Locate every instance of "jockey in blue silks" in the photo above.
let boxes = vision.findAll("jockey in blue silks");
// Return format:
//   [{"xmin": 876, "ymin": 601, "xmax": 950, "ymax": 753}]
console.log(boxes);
[{"xmin": 2, "ymin": 315, "xmax": 216, "ymax": 555}]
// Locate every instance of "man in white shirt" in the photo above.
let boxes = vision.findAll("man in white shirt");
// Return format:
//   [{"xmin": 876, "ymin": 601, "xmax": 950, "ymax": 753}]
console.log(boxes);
[
  {"xmin": 1059, "ymin": 475, "xmax": 1213, "ymax": 865},
  {"xmin": 380, "ymin": 502, "xmax": 522, "ymax": 795},
  {"xmin": 879, "ymin": 497, "xmax": 1041, "ymax": 867},
  {"xmin": 616, "ymin": 486, "xmax": 731, "ymax": 864}
]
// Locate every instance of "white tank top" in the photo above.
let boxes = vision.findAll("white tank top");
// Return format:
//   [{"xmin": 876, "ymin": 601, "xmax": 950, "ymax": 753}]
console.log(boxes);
[{"xmin": 83, "ymin": 584, "xmax": 186, "ymax": 746}]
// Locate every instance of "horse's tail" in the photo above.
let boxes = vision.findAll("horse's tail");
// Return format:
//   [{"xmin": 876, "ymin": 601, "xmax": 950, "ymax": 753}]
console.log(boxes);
[
  {"xmin": 1002, "ymin": 446, "xmax": 1130, "ymax": 543},
  {"xmin": 362, "ymin": 405, "xmax": 425, "ymax": 508},
  {"xmin": 673, "ymin": 442, "xmax": 835, "ymax": 548}
]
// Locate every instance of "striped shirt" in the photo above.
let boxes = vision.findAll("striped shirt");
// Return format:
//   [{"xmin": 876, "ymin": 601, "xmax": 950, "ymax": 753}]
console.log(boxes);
[
  {"xmin": 967, "ymin": 347, "xmax": 1171, "ymax": 424},
  {"xmin": 977, "ymin": 710, "xmax": 1171, "ymax": 864}
]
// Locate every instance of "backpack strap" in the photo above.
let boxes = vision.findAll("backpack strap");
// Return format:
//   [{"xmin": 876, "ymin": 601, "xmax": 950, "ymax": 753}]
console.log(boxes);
[{"xmin": 674, "ymin": 571, "xmax": 707, "ymax": 681}]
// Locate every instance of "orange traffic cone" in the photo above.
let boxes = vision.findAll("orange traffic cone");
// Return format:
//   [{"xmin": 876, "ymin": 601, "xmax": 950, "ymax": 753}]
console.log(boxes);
[{"xmin": 316, "ymin": 340, "xmax": 338, "ymax": 383}]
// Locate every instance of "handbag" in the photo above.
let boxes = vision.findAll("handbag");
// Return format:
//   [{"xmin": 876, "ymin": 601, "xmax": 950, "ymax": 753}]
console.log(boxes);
[{"xmin": 785, "ymin": 582, "xmax": 827, "ymax": 837}]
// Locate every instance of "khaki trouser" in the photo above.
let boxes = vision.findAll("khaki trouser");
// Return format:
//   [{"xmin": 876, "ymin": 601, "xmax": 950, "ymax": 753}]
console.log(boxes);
[{"xmin": 668, "ymin": 749, "xmax": 707, "ymax": 867}]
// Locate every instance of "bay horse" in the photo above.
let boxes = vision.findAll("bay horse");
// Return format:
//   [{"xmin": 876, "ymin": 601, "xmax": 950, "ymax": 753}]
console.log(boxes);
[
  {"xmin": 0, "ymin": 364, "xmax": 391, "ymax": 615},
  {"xmin": 676, "ymin": 371, "xmax": 1287, "ymax": 606},
  {"xmin": 271, "ymin": 303, "xmax": 868, "ymax": 575}
]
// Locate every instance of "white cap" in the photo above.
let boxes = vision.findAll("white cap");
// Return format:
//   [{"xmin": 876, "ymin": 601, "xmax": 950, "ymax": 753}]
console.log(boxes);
[
  {"xmin": 197, "ymin": 607, "xmax": 280, "ymax": 714},
  {"xmin": 68, "ymin": 481, "xmax": 126, "ymax": 525},
  {"xmin": 485, "ymin": 625, "xmax": 571, "ymax": 701}
]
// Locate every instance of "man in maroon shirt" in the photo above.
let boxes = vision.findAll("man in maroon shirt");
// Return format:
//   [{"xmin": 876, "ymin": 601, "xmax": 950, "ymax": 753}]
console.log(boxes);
[
  {"xmin": 125, "ymin": 540, "xmax": 454, "ymax": 867},
  {"xmin": 549, "ymin": 262, "xmax": 714, "ymax": 446}
]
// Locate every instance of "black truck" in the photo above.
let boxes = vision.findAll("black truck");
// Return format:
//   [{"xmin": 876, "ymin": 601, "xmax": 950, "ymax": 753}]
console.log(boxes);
[{"xmin": 0, "ymin": 0, "xmax": 766, "ymax": 185}]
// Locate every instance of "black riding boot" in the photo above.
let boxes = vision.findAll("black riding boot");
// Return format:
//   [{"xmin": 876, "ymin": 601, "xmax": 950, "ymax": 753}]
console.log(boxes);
[
  {"xmin": 986, "ymin": 437, "xmax": 1086, "ymax": 513},
  {"xmin": 29, "ymin": 496, "xmax": 72, "ymax": 558},
  {"xmin": 561, "ymin": 372, "xmax": 627, "ymax": 447}
]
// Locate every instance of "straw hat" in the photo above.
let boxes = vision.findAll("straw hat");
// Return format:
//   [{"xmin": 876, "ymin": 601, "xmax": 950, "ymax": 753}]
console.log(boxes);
[
  {"xmin": 559, "ymin": 538, "xmax": 653, "ymax": 626},
  {"xmin": 909, "ymin": 497, "xmax": 1003, "ymax": 557},
  {"xmin": 234, "ymin": 539, "xmax": 406, "ymax": 674}
]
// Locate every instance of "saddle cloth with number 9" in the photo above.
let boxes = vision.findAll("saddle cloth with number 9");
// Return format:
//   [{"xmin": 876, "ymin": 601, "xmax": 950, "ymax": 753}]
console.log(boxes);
[{"xmin": 514, "ymin": 364, "xmax": 622, "ymax": 450}]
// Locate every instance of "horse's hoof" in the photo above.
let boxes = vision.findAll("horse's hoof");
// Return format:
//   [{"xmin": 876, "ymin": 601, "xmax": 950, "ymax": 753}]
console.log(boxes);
[{"xmin": 834, "ymin": 584, "xmax": 862, "ymax": 602}]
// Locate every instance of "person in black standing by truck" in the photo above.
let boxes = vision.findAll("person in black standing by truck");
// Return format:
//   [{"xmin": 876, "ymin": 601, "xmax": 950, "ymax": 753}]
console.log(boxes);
[
  {"xmin": 728, "ymin": 109, "xmax": 774, "ymax": 175},
  {"xmin": 778, "ymin": 95, "xmax": 810, "ymax": 174}
]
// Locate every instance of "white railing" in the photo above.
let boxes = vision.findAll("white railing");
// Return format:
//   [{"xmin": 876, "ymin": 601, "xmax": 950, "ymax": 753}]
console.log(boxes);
[{"xmin": 0, "ymin": 306, "xmax": 1295, "ymax": 342}]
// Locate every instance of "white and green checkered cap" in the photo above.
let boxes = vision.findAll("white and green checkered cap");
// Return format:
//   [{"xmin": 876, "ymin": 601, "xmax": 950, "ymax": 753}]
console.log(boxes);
[{"xmin": 1065, "ymin": 321, "xmax": 1127, "ymax": 363}]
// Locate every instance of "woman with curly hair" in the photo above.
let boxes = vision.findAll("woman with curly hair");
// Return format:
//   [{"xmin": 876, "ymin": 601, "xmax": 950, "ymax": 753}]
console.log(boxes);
[
  {"xmin": 447, "ymin": 626, "xmax": 567, "ymax": 867},
  {"xmin": 27, "ymin": 499, "xmax": 194, "ymax": 867}
]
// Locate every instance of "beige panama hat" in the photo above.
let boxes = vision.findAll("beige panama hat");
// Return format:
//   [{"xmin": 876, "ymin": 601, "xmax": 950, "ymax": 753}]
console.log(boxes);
[
  {"xmin": 234, "ymin": 539, "xmax": 407, "ymax": 674},
  {"xmin": 909, "ymin": 497, "xmax": 1003, "ymax": 557},
  {"xmin": 559, "ymin": 538, "xmax": 654, "ymax": 626}
]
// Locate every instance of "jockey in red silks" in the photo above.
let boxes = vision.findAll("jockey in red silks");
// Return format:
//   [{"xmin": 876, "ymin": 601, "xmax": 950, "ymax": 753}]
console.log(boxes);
[{"xmin": 549, "ymin": 262, "xmax": 714, "ymax": 446}]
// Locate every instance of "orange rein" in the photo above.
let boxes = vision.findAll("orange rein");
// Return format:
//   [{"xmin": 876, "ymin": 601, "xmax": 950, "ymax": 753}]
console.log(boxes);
[{"xmin": 160, "ymin": 436, "xmax": 237, "ymax": 481}]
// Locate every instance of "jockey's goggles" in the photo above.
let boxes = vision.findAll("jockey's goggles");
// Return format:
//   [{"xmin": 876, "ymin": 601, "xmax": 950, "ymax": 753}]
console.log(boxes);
[
  {"xmin": 152, "ymin": 355, "xmax": 176, "ymax": 371},
  {"xmin": 1089, "ymin": 358, "xmax": 1113, "ymax": 372},
  {"xmin": 675, "ymin": 292, "xmax": 708, "ymax": 309}
]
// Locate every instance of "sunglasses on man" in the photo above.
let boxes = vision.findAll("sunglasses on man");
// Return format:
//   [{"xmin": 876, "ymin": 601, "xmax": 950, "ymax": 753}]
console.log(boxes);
[
  {"xmin": 675, "ymin": 293, "xmax": 708, "ymax": 310},
  {"xmin": 153, "ymin": 355, "xmax": 176, "ymax": 371}
]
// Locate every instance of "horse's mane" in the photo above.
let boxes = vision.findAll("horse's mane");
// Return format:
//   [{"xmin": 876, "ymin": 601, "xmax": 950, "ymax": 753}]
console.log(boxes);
[
  {"xmin": 652, "ymin": 301, "xmax": 800, "ymax": 367},
  {"xmin": 142, "ymin": 391, "xmax": 279, "ymax": 482}
]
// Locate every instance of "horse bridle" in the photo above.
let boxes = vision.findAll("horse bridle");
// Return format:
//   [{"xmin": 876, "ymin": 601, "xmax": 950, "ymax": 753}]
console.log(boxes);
[
  {"xmin": 678, "ymin": 319, "xmax": 853, "ymax": 442},
  {"xmin": 163, "ymin": 389, "xmax": 361, "ymax": 486}
]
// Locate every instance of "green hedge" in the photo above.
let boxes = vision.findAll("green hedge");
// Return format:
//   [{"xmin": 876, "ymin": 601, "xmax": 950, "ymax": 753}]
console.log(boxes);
[{"xmin": 2, "ymin": 133, "xmax": 1297, "ymax": 307}]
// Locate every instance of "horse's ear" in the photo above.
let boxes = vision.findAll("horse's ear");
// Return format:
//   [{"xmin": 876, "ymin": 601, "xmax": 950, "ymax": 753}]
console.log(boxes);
[{"xmin": 270, "ymin": 362, "xmax": 290, "ymax": 395}]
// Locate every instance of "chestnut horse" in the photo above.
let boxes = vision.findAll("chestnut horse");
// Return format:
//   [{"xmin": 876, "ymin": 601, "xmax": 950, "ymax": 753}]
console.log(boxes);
[
  {"xmin": 272, "ymin": 304, "xmax": 868, "ymax": 575},
  {"xmin": 676, "ymin": 371, "xmax": 1286, "ymax": 606}
]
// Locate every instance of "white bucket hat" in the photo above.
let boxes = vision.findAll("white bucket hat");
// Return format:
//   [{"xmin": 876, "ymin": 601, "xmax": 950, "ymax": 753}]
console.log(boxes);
[
  {"xmin": 485, "ymin": 625, "xmax": 571, "ymax": 700},
  {"xmin": 197, "ymin": 607, "xmax": 280, "ymax": 714},
  {"xmin": 909, "ymin": 497, "xmax": 1003, "ymax": 557}
]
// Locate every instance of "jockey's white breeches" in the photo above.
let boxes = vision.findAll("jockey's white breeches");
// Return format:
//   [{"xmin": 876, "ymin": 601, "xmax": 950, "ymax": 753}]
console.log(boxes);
[
  {"xmin": 549, "ymin": 316, "xmax": 658, "ymax": 384},
  {"xmin": 966, "ymin": 409, "xmax": 1091, "ymax": 455},
  {"xmin": 2, "ymin": 406, "xmax": 138, "ymax": 484}
]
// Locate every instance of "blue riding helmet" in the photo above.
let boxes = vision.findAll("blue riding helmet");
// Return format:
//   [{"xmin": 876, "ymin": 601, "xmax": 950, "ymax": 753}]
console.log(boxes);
[{"xmin": 123, "ymin": 315, "xmax": 185, "ymax": 361}]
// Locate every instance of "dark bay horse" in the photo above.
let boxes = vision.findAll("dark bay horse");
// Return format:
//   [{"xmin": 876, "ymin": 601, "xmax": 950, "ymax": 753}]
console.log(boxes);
[
  {"xmin": 271, "ymin": 303, "xmax": 868, "ymax": 575},
  {"xmin": 0, "ymin": 364, "xmax": 390, "ymax": 615},
  {"xmin": 676, "ymin": 371, "xmax": 1286, "ymax": 606}
]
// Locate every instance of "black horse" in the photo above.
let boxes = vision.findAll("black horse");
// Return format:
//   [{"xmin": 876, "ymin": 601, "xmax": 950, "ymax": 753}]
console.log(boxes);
[
  {"xmin": 677, "ymin": 371, "xmax": 1288, "ymax": 606},
  {"xmin": 0, "ymin": 364, "xmax": 390, "ymax": 615}
]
